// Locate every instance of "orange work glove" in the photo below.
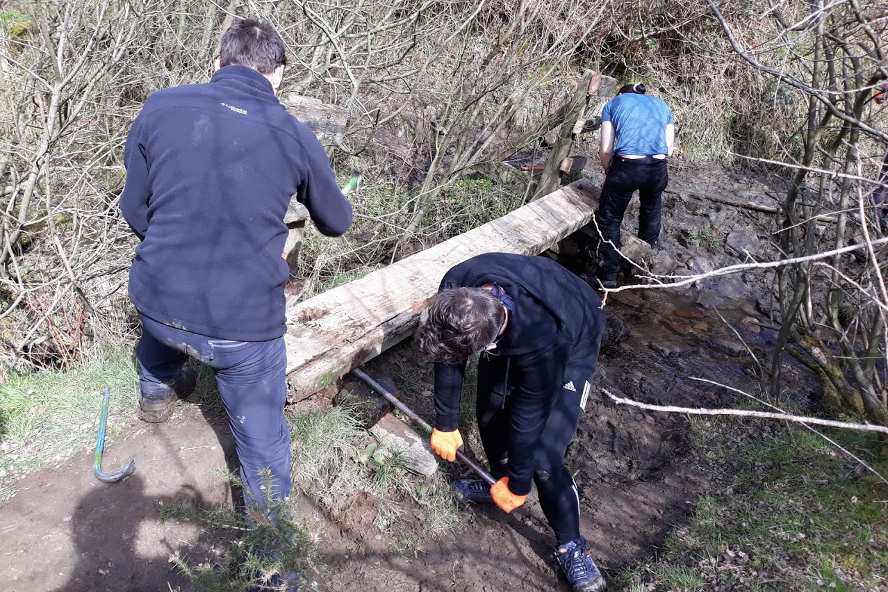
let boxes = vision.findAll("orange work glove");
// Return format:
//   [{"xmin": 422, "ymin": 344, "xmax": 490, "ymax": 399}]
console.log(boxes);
[
  {"xmin": 430, "ymin": 428, "xmax": 463, "ymax": 462},
  {"xmin": 490, "ymin": 477, "xmax": 528, "ymax": 513}
]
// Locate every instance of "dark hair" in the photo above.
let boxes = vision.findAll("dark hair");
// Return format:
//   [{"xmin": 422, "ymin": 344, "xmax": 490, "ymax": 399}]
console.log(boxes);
[
  {"xmin": 219, "ymin": 18, "xmax": 287, "ymax": 74},
  {"xmin": 416, "ymin": 288, "xmax": 506, "ymax": 363},
  {"xmin": 618, "ymin": 82, "xmax": 647, "ymax": 95}
]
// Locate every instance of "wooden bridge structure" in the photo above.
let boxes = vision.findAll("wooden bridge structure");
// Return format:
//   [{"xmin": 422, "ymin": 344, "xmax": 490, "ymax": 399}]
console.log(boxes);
[{"xmin": 282, "ymin": 178, "xmax": 626, "ymax": 400}]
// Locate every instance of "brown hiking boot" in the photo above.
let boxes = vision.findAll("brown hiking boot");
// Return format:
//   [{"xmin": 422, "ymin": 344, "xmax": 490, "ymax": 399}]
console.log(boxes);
[{"xmin": 138, "ymin": 367, "xmax": 197, "ymax": 423}]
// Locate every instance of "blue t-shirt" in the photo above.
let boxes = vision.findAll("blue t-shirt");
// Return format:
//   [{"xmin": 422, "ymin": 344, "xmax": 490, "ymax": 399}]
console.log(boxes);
[{"xmin": 601, "ymin": 93, "xmax": 672, "ymax": 156}]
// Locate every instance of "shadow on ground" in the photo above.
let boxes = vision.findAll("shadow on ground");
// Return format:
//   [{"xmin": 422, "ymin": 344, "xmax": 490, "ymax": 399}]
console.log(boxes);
[
  {"xmin": 50, "ymin": 476, "xmax": 216, "ymax": 592},
  {"xmin": 0, "ymin": 367, "xmax": 242, "ymax": 592}
]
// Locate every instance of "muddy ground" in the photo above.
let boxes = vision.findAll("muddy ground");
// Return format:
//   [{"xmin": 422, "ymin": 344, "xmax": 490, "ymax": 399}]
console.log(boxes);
[{"xmin": 0, "ymin": 164, "xmax": 821, "ymax": 591}]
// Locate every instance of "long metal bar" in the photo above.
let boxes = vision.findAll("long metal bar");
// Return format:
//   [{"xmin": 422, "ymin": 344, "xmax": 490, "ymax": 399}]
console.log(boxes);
[{"xmin": 351, "ymin": 368, "xmax": 496, "ymax": 485}]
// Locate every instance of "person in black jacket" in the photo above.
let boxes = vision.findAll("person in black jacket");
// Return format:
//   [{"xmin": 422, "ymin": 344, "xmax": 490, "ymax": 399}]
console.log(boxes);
[
  {"xmin": 416, "ymin": 253, "xmax": 607, "ymax": 592},
  {"xmin": 120, "ymin": 17, "xmax": 352, "ymax": 540}
]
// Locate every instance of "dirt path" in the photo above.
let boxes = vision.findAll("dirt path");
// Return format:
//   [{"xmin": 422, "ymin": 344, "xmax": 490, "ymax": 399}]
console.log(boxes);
[{"xmin": 0, "ymin": 404, "xmax": 237, "ymax": 592}]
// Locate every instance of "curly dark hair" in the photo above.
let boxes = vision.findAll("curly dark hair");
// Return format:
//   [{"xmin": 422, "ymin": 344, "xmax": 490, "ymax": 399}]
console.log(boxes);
[{"xmin": 415, "ymin": 288, "xmax": 506, "ymax": 363}]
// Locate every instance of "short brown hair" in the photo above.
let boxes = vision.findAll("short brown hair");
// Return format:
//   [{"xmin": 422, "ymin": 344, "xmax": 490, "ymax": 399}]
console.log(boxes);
[
  {"xmin": 416, "ymin": 288, "xmax": 506, "ymax": 363},
  {"xmin": 219, "ymin": 18, "xmax": 286, "ymax": 74}
]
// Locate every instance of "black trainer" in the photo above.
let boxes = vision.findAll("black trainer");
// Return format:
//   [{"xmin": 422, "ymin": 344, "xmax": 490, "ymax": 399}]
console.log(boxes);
[
  {"xmin": 452, "ymin": 479, "xmax": 493, "ymax": 504},
  {"xmin": 138, "ymin": 366, "xmax": 197, "ymax": 423},
  {"xmin": 553, "ymin": 538, "xmax": 606, "ymax": 591},
  {"xmin": 247, "ymin": 571, "xmax": 301, "ymax": 592}
]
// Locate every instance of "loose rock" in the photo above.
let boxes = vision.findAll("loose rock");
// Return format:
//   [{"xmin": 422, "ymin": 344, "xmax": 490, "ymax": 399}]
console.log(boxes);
[
  {"xmin": 369, "ymin": 413, "xmax": 439, "ymax": 477},
  {"xmin": 726, "ymin": 228, "xmax": 762, "ymax": 257}
]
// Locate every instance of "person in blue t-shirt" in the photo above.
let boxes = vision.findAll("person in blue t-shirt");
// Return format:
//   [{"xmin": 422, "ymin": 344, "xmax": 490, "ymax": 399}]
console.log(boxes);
[{"xmin": 594, "ymin": 83, "xmax": 674, "ymax": 288}]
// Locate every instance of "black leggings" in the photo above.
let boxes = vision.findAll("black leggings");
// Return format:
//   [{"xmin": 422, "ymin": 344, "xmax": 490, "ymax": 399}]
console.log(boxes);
[{"xmin": 476, "ymin": 354, "xmax": 594, "ymax": 545}]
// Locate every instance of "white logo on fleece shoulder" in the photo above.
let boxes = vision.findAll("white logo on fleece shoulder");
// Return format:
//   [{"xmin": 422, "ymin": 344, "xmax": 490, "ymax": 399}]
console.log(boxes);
[
  {"xmin": 563, "ymin": 381, "xmax": 576, "ymax": 392},
  {"xmin": 220, "ymin": 102, "xmax": 248, "ymax": 115}
]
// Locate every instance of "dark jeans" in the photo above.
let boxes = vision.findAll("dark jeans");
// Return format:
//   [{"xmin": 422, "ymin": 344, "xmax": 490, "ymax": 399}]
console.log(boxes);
[
  {"xmin": 137, "ymin": 314, "xmax": 291, "ymax": 513},
  {"xmin": 476, "ymin": 350, "xmax": 597, "ymax": 546},
  {"xmin": 595, "ymin": 156, "xmax": 668, "ymax": 280}
]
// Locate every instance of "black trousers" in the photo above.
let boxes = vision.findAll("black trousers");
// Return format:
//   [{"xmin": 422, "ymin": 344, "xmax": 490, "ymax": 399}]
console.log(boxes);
[
  {"xmin": 475, "ymin": 351, "xmax": 596, "ymax": 546},
  {"xmin": 595, "ymin": 157, "xmax": 668, "ymax": 280}
]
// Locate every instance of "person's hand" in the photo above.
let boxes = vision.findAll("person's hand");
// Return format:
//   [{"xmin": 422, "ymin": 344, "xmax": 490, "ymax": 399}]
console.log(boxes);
[
  {"xmin": 430, "ymin": 428, "xmax": 463, "ymax": 462},
  {"xmin": 490, "ymin": 477, "xmax": 528, "ymax": 513}
]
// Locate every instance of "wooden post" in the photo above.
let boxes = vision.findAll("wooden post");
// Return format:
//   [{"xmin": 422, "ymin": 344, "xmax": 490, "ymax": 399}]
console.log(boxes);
[
  {"xmin": 533, "ymin": 72, "xmax": 617, "ymax": 199},
  {"xmin": 279, "ymin": 95, "xmax": 349, "ymax": 275}
]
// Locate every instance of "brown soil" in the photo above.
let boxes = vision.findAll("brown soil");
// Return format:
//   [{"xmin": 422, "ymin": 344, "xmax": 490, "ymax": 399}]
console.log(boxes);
[
  {"xmin": 331, "ymin": 285, "xmax": 803, "ymax": 592},
  {"xmin": 0, "ymin": 403, "xmax": 237, "ymax": 592}
]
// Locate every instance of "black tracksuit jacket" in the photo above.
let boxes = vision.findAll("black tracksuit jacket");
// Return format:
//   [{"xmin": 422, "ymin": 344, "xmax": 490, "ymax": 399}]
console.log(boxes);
[{"xmin": 433, "ymin": 253, "xmax": 606, "ymax": 494}]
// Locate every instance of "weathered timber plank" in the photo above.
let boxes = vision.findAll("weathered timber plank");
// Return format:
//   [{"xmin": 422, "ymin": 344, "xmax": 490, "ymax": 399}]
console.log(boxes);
[
  {"xmin": 284, "ymin": 178, "xmax": 602, "ymax": 400},
  {"xmin": 283, "ymin": 94, "xmax": 348, "ymax": 149}
]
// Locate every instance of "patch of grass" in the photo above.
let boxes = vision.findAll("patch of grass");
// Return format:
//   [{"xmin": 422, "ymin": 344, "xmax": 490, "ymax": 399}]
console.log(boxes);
[
  {"xmin": 659, "ymin": 566, "xmax": 705, "ymax": 590},
  {"xmin": 317, "ymin": 266, "xmax": 378, "ymax": 292},
  {"xmin": 687, "ymin": 225, "xmax": 723, "ymax": 252},
  {"xmin": 435, "ymin": 177, "xmax": 524, "ymax": 237},
  {"xmin": 616, "ymin": 419, "xmax": 888, "ymax": 591},
  {"xmin": 290, "ymin": 405, "xmax": 461, "ymax": 545},
  {"xmin": 0, "ymin": 346, "xmax": 138, "ymax": 503},
  {"xmin": 162, "ymin": 490, "xmax": 322, "ymax": 592},
  {"xmin": 0, "ymin": 7, "xmax": 32, "ymax": 37},
  {"xmin": 412, "ymin": 476, "xmax": 461, "ymax": 536},
  {"xmin": 173, "ymin": 404, "xmax": 462, "ymax": 587},
  {"xmin": 289, "ymin": 405, "xmax": 364, "ymax": 502}
]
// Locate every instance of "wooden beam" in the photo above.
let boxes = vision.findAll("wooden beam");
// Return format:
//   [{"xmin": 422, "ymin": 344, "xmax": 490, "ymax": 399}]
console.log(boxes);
[
  {"xmin": 283, "ymin": 94, "xmax": 348, "ymax": 149},
  {"xmin": 284, "ymin": 178, "xmax": 604, "ymax": 400}
]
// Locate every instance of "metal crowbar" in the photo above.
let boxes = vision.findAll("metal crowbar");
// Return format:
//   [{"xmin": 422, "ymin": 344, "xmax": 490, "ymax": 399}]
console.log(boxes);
[
  {"xmin": 94, "ymin": 386, "xmax": 136, "ymax": 483},
  {"xmin": 351, "ymin": 368, "xmax": 495, "ymax": 485}
]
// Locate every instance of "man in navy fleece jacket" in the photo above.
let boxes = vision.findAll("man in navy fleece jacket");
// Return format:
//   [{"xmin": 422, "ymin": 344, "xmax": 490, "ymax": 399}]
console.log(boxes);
[{"xmin": 120, "ymin": 19, "xmax": 352, "ymax": 518}]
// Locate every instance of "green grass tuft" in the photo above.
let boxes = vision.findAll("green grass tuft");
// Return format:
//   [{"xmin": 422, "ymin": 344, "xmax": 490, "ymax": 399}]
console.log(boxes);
[
  {"xmin": 0, "ymin": 346, "xmax": 139, "ymax": 503},
  {"xmin": 616, "ymin": 419, "xmax": 888, "ymax": 591},
  {"xmin": 290, "ymin": 405, "xmax": 461, "ymax": 545},
  {"xmin": 659, "ymin": 565, "xmax": 705, "ymax": 590},
  {"xmin": 162, "ymin": 494, "xmax": 322, "ymax": 592}
]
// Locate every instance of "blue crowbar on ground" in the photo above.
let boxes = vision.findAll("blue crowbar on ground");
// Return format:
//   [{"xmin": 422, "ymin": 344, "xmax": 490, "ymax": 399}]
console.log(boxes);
[{"xmin": 94, "ymin": 386, "xmax": 136, "ymax": 483}]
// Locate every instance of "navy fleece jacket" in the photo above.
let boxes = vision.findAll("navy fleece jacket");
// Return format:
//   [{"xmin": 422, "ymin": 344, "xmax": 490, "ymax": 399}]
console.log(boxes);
[
  {"xmin": 120, "ymin": 65, "xmax": 352, "ymax": 341},
  {"xmin": 432, "ymin": 253, "xmax": 606, "ymax": 494}
]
